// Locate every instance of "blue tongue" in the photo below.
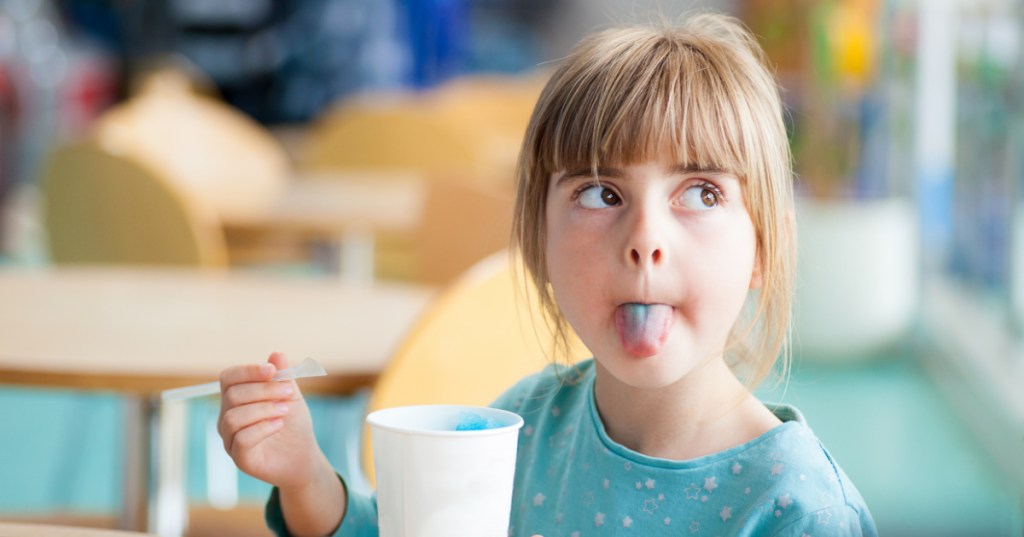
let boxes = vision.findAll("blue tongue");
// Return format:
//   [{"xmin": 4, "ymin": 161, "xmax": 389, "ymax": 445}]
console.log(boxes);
[
  {"xmin": 615, "ymin": 303, "xmax": 672, "ymax": 357},
  {"xmin": 623, "ymin": 303, "xmax": 649, "ymax": 324}
]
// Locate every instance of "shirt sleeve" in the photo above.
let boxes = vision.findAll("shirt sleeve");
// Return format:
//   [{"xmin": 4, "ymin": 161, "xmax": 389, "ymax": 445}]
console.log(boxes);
[
  {"xmin": 264, "ymin": 475, "xmax": 380, "ymax": 537},
  {"xmin": 770, "ymin": 504, "xmax": 878, "ymax": 537}
]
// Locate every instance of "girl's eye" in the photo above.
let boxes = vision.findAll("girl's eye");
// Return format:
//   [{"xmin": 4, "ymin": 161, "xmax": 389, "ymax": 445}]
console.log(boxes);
[
  {"xmin": 680, "ymin": 184, "xmax": 721, "ymax": 210},
  {"xmin": 577, "ymin": 184, "xmax": 621, "ymax": 209}
]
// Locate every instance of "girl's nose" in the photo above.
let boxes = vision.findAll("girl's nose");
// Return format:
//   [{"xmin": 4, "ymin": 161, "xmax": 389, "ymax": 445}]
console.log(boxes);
[
  {"xmin": 625, "ymin": 206, "xmax": 666, "ymax": 268},
  {"xmin": 630, "ymin": 245, "xmax": 663, "ymax": 266}
]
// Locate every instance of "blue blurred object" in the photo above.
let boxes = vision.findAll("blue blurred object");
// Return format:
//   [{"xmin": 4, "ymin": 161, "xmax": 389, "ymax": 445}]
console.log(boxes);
[
  {"xmin": 54, "ymin": 0, "xmax": 554, "ymax": 123},
  {"xmin": 400, "ymin": 0, "xmax": 469, "ymax": 88}
]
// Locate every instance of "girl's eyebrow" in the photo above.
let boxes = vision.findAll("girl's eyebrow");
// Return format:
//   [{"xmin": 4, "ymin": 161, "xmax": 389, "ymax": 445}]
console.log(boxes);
[
  {"xmin": 672, "ymin": 163, "xmax": 729, "ymax": 175},
  {"xmin": 554, "ymin": 167, "xmax": 623, "ymax": 187},
  {"xmin": 553, "ymin": 163, "xmax": 734, "ymax": 187}
]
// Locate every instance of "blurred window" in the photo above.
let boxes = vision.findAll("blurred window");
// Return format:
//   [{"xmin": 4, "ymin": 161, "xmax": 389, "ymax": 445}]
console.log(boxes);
[{"xmin": 920, "ymin": 0, "xmax": 1024, "ymax": 501}]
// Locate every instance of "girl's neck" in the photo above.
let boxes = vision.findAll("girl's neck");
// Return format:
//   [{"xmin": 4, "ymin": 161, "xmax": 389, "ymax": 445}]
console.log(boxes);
[{"xmin": 592, "ymin": 358, "xmax": 781, "ymax": 460}]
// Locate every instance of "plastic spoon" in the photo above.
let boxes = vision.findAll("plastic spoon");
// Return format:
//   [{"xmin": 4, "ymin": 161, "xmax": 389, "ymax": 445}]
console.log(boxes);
[{"xmin": 160, "ymin": 357, "xmax": 326, "ymax": 401}]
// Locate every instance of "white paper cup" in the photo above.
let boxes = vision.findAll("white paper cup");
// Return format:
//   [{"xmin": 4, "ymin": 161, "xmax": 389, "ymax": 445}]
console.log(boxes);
[{"xmin": 367, "ymin": 404, "xmax": 524, "ymax": 537}]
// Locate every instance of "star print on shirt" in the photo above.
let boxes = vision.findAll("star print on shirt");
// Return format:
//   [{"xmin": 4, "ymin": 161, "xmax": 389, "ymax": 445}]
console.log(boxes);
[
  {"xmin": 594, "ymin": 512, "xmax": 605, "ymax": 526},
  {"xmin": 720, "ymin": 506, "xmax": 733, "ymax": 522},
  {"xmin": 684, "ymin": 483, "xmax": 701, "ymax": 500},
  {"xmin": 703, "ymin": 477, "xmax": 718, "ymax": 493},
  {"xmin": 770, "ymin": 463, "xmax": 784, "ymax": 477},
  {"xmin": 645, "ymin": 478, "xmax": 656, "ymax": 489},
  {"xmin": 643, "ymin": 498, "xmax": 659, "ymax": 514},
  {"xmin": 622, "ymin": 516, "xmax": 633, "ymax": 528},
  {"xmin": 777, "ymin": 494, "xmax": 793, "ymax": 509},
  {"xmin": 732, "ymin": 462, "xmax": 743, "ymax": 475},
  {"xmin": 689, "ymin": 521, "xmax": 700, "ymax": 533},
  {"xmin": 532, "ymin": 493, "xmax": 545, "ymax": 507}
]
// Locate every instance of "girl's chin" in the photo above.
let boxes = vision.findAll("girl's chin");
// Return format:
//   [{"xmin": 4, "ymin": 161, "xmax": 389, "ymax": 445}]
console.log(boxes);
[{"xmin": 596, "ymin": 352, "xmax": 685, "ymax": 388}]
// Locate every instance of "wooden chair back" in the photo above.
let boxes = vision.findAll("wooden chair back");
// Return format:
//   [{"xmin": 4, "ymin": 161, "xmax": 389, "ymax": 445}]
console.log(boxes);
[{"xmin": 41, "ymin": 141, "xmax": 228, "ymax": 267}]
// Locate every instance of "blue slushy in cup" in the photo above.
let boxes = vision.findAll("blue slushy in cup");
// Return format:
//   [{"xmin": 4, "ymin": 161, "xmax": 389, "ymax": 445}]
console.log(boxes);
[{"xmin": 366, "ymin": 405, "xmax": 524, "ymax": 537}]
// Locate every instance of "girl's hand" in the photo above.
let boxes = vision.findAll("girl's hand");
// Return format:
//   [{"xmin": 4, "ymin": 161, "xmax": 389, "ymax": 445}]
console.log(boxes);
[{"xmin": 218, "ymin": 352, "xmax": 327, "ymax": 489}]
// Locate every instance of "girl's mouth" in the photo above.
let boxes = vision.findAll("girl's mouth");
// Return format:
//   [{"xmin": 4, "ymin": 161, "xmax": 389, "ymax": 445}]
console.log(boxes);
[{"xmin": 614, "ymin": 303, "xmax": 673, "ymax": 357}]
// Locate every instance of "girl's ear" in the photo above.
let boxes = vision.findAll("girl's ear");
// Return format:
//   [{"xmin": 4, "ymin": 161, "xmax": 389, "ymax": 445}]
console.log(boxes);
[{"xmin": 749, "ymin": 250, "xmax": 764, "ymax": 290}]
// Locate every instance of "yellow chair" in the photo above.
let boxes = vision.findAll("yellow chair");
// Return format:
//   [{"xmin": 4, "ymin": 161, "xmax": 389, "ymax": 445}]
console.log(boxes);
[
  {"xmin": 301, "ymin": 92, "xmax": 484, "ymax": 177},
  {"xmin": 428, "ymin": 73, "xmax": 547, "ymax": 185},
  {"xmin": 300, "ymin": 76, "xmax": 544, "ymax": 281},
  {"xmin": 303, "ymin": 76, "xmax": 543, "ymax": 186},
  {"xmin": 301, "ymin": 93, "xmax": 493, "ymax": 281},
  {"xmin": 41, "ymin": 141, "xmax": 228, "ymax": 267},
  {"xmin": 411, "ymin": 179, "xmax": 514, "ymax": 286},
  {"xmin": 360, "ymin": 250, "xmax": 589, "ymax": 481}
]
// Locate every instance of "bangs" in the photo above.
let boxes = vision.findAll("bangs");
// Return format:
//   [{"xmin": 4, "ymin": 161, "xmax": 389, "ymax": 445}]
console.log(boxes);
[{"xmin": 533, "ymin": 30, "xmax": 754, "ymax": 179}]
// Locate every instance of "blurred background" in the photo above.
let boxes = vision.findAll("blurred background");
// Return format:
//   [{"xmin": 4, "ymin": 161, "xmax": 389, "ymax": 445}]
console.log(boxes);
[{"xmin": 1, "ymin": 0, "xmax": 1023, "ymax": 535}]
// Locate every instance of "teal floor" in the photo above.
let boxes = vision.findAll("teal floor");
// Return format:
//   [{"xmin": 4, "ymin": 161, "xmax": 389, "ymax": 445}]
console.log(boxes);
[
  {"xmin": 757, "ymin": 351, "xmax": 1022, "ymax": 536},
  {"xmin": 1, "ymin": 352, "xmax": 1022, "ymax": 535}
]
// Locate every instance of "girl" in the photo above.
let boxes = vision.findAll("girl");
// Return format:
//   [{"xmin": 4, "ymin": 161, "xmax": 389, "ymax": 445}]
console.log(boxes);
[{"xmin": 218, "ymin": 12, "xmax": 877, "ymax": 536}]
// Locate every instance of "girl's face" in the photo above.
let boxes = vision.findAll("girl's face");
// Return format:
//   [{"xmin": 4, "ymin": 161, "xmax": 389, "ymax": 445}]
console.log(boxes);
[{"xmin": 545, "ymin": 154, "xmax": 761, "ymax": 390}]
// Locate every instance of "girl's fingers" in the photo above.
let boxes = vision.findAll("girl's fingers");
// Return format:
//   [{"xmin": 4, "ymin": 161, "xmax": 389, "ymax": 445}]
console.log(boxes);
[
  {"xmin": 220, "ymin": 362, "xmax": 275, "ymax": 390},
  {"xmin": 222, "ymin": 379, "xmax": 294, "ymax": 408},
  {"xmin": 218, "ymin": 353, "xmax": 296, "ymax": 457},
  {"xmin": 228, "ymin": 416, "xmax": 285, "ymax": 457},
  {"xmin": 219, "ymin": 352, "xmax": 290, "ymax": 391},
  {"xmin": 219, "ymin": 401, "xmax": 290, "ymax": 446},
  {"xmin": 267, "ymin": 352, "xmax": 291, "ymax": 371}
]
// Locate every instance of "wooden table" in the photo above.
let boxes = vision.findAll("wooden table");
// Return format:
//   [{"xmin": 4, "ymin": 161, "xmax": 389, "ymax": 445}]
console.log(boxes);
[
  {"xmin": 0, "ymin": 522, "xmax": 156, "ymax": 537},
  {"xmin": 0, "ymin": 267, "xmax": 434, "ymax": 536},
  {"xmin": 221, "ymin": 172, "xmax": 426, "ymax": 282}
]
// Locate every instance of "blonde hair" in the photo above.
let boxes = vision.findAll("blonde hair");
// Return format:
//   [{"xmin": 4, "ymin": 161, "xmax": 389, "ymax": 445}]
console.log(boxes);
[{"xmin": 512, "ymin": 13, "xmax": 796, "ymax": 388}]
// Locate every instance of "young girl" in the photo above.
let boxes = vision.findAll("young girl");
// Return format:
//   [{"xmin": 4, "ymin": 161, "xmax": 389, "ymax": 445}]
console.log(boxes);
[{"xmin": 218, "ymin": 12, "xmax": 877, "ymax": 536}]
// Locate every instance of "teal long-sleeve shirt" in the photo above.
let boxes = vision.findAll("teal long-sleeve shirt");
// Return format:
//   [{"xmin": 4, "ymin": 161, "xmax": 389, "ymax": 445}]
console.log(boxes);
[{"xmin": 266, "ymin": 359, "xmax": 877, "ymax": 536}]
